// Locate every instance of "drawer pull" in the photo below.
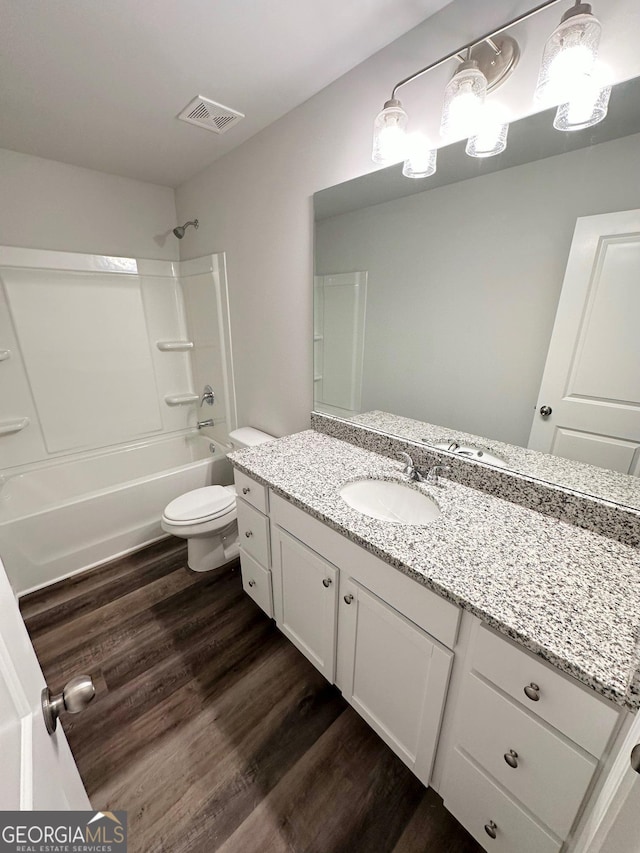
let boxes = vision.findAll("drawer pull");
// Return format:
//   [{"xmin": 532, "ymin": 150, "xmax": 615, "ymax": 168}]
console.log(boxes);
[
  {"xmin": 484, "ymin": 820, "xmax": 498, "ymax": 840},
  {"xmin": 322, "ymin": 578, "xmax": 332, "ymax": 588},
  {"xmin": 504, "ymin": 749, "xmax": 519, "ymax": 769},
  {"xmin": 242, "ymin": 487, "xmax": 251, "ymax": 495},
  {"xmin": 245, "ymin": 530, "xmax": 253, "ymax": 538},
  {"xmin": 248, "ymin": 580, "xmax": 256, "ymax": 587},
  {"xmin": 344, "ymin": 593, "xmax": 354, "ymax": 604},
  {"xmin": 524, "ymin": 682, "xmax": 540, "ymax": 701}
]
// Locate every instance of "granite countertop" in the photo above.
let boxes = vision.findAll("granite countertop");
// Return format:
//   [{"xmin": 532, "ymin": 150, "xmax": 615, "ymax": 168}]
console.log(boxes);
[{"xmin": 229, "ymin": 430, "xmax": 640, "ymax": 711}]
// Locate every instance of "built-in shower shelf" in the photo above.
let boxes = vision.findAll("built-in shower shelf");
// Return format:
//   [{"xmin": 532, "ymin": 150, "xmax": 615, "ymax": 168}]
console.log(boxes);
[
  {"xmin": 0, "ymin": 417, "xmax": 30, "ymax": 435},
  {"xmin": 0, "ymin": 349, "xmax": 11, "ymax": 361},
  {"xmin": 164, "ymin": 394, "xmax": 199, "ymax": 407},
  {"xmin": 157, "ymin": 340, "xmax": 194, "ymax": 352}
]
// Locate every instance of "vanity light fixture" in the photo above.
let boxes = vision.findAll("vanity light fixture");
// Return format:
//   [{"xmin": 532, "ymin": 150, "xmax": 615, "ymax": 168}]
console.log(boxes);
[
  {"xmin": 371, "ymin": 0, "xmax": 609, "ymax": 177},
  {"xmin": 535, "ymin": 1, "xmax": 602, "ymax": 107},
  {"xmin": 402, "ymin": 132, "xmax": 438, "ymax": 178},
  {"xmin": 553, "ymin": 62, "xmax": 611, "ymax": 130}
]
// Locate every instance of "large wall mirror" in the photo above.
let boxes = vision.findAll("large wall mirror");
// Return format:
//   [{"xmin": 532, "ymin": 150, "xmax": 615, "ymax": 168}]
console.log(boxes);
[{"xmin": 313, "ymin": 74, "xmax": 640, "ymax": 510}]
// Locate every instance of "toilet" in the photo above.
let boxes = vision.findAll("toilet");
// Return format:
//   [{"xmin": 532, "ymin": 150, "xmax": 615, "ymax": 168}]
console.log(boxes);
[{"xmin": 161, "ymin": 427, "xmax": 274, "ymax": 571}]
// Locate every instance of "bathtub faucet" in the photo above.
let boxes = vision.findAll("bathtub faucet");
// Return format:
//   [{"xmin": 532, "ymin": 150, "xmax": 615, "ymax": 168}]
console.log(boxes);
[{"xmin": 197, "ymin": 419, "xmax": 215, "ymax": 430}]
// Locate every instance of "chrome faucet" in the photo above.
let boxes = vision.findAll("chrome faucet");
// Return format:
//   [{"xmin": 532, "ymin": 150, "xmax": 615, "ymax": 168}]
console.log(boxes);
[
  {"xmin": 398, "ymin": 452, "xmax": 428, "ymax": 483},
  {"xmin": 399, "ymin": 453, "xmax": 451, "ymax": 486},
  {"xmin": 197, "ymin": 419, "xmax": 214, "ymax": 430}
]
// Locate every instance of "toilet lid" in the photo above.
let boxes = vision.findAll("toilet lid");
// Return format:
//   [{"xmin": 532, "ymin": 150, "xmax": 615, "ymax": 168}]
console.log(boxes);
[{"xmin": 164, "ymin": 486, "xmax": 235, "ymax": 523}]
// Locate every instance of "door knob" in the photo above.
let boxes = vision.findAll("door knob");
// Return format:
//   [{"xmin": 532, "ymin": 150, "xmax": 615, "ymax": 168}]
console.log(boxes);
[
  {"xmin": 42, "ymin": 675, "xmax": 96, "ymax": 735},
  {"xmin": 539, "ymin": 405, "xmax": 552, "ymax": 417},
  {"xmin": 322, "ymin": 577, "xmax": 332, "ymax": 587}
]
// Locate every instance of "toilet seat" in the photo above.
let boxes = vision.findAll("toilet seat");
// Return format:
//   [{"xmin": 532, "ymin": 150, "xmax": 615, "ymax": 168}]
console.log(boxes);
[{"xmin": 163, "ymin": 485, "xmax": 235, "ymax": 526}]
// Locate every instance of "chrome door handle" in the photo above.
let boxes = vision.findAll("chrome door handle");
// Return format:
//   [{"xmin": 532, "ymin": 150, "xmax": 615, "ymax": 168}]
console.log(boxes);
[
  {"xmin": 42, "ymin": 675, "xmax": 95, "ymax": 735},
  {"xmin": 632, "ymin": 744, "xmax": 640, "ymax": 774},
  {"xmin": 539, "ymin": 405, "xmax": 552, "ymax": 418}
]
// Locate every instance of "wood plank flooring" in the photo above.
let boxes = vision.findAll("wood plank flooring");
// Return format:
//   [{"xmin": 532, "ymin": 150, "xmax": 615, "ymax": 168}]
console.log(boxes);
[{"xmin": 21, "ymin": 539, "xmax": 481, "ymax": 853}]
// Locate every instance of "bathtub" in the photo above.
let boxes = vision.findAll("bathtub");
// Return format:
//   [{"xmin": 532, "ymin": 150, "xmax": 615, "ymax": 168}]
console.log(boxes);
[{"xmin": 0, "ymin": 432, "xmax": 233, "ymax": 596}]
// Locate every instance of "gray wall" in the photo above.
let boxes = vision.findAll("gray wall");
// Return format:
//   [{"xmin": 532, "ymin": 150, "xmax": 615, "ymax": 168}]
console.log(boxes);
[
  {"xmin": 316, "ymin": 133, "xmax": 640, "ymax": 446},
  {"xmin": 0, "ymin": 148, "xmax": 178, "ymax": 261}
]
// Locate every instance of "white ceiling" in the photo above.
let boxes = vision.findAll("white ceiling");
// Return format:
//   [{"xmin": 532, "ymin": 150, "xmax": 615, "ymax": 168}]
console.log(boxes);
[{"xmin": 0, "ymin": 0, "xmax": 453, "ymax": 187}]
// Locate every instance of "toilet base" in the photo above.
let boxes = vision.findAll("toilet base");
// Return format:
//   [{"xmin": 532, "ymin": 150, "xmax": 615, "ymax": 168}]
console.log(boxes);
[{"xmin": 186, "ymin": 528, "xmax": 239, "ymax": 572}]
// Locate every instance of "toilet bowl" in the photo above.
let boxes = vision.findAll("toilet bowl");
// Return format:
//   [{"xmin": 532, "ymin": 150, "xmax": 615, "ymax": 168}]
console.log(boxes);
[{"xmin": 161, "ymin": 427, "xmax": 274, "ymax": 571}]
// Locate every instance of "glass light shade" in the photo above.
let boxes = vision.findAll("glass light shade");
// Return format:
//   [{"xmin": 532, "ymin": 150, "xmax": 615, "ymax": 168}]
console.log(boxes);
[
  {"xmin": 466, "ymin": 105, "xmax": 509, "ymax": 157},
  {"xmin": 535, "ymin": 5, "xmax": 601, "ymax": 106},
  {"xmin": 554, "ymin": 74, "xmax": 611, "ymax": 130},
  {"xmin": 440, "ymin": 61, "xmax": 487, "ymax": 140},
  {"xmin": 402, "ymin": 133, "xmax": 437, "ymax": 178},
  {"xmin": 372, "ymin": 99, "xmax": 409, "ymax": 165}
]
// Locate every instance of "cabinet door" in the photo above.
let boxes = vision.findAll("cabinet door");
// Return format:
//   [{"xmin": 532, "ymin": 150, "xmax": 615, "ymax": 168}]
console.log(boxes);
[
  {"xmin": 271, "ymin": 527, "xmax": 338, "ymax": 681},
  {"xmin": 337, "ymin": 578, "xmax": 452, "ymax": 786}
]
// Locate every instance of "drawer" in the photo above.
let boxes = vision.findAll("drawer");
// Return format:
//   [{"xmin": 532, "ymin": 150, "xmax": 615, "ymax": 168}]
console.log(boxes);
[
  {"xmin": 234, "ymin": 469, "xmax": 269, "ymax": 514},
  {"xmin": 237, "ymin": 499, "xmax": 270, "ymax": 567},
  {"xmin": 458, "ymin": 673, "xmax": 596, "ymax": 838},
  {"xmin": 240, "ymin": 550, "xmax": 273, "ymax": 618},
  {"xmin": 443, "ymin": 747, "xmax": 562, "ymax": 853},
  {"xmin": 473, "ymin": 625, "xmax": 619, "ymax": 758}
]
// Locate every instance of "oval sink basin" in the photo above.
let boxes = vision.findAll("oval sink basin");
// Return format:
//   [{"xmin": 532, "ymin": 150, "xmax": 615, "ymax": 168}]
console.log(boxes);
[
  {"xmin": 340, "ymin": 479, "xmax": 441, "ymax": 525},
  {"xmin": 431, "ymin": 440, "xmax": 507, "ymax": 468}
]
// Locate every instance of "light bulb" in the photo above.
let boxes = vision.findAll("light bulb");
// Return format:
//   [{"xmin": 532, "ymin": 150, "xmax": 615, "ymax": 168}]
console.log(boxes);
[
  {"xmin": 554, "ymin": 64, "xmax": 611, "ymax": 130},
  {"xmin": 372, "ymin": 99, "xmax": 409, "ymax": 165},
  {"xmin": 466, "ymin": 105, "xmax": 509, "ymax": 158},
  {"xmin": 441, "ymin": 61, "xmax": 487, "ymax": 140},
  {"xmin": 402, "ymin": 133, "xmax": 437, "ymax": 179},
  {"xmin": 535, "ymin": 3, "xmax": 601, "ymax": 107}
]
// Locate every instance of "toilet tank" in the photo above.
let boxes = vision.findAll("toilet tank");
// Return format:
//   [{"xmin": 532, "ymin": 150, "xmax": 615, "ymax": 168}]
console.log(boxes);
[{"xmin": 228, "ymin": 427, "xmax": 275, "ymax": 449}]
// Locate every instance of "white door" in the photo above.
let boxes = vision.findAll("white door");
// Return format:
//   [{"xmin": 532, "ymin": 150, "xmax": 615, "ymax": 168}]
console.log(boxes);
[
  {"xmin": 270, "ymin": 527, "xmax": 338, "ymax": 681},
  {"xmin": 529, "ymin": 209, "xmax": 640, "ymax": 475},
  {"xmin": 336, "ymin": 577, "xmax": 452, "ymax": 786},
  {"xmin": 0, "ymin": 556, "xmax": 90, "ymax": 810}
]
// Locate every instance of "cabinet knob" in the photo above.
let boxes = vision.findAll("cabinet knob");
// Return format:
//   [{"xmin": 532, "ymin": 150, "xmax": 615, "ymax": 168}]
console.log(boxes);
[
  {"xmin": 504, "ymin": 749, "xmax": 519, "ymax": 769},
  {"xmin": 248, "ymin": 579, "xmax": 256, "ymax": 588},
  {"xmin": 484, "ymin": 821, "xmax": 498, "ymax": 840},
  {"xmin": 242, "ymin": 487, "xmax": 250, "ymax": 494},
  {"xmin": 245, "ymin": 530, "xmax": 253, "ymax": 538},
  {"xmin": 322, "ymin": 578, "xmax": 332, "ymax": 588},
  {"xmin": 344, "ymin": 593, "xmax": 354, "ymax": 604},
  {"xmin": 524, "ymin": 682, "xmax": 540, "ymax": 701}
]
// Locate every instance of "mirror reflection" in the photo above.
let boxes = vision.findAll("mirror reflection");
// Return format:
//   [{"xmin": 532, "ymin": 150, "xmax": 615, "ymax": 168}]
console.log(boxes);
[{"xmin": 313, "ymin": 75, "xmax": 640, "ymax": 508}]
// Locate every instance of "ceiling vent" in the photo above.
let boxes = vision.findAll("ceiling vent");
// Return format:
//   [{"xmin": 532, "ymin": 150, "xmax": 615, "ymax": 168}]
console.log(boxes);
[{"xmin": 178, "ymin": 96, "xmax": 244, "ymax": 134}]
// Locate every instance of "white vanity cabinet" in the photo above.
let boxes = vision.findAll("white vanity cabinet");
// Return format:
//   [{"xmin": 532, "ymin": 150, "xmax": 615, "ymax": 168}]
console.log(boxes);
[
  {"xmin": 270, "ymin": 526, "xmax": 338, "ymax": 681},
  {"xmin": 235, "ymin": 471, "xmax": 273, "ymax": 618},
  {"xmin": 441, "ymin": 622, "xmax": 621, "ymax": 853},
  {"xmin": 337, "ymin": 576, "xmax": 452, "ymax": 783}
]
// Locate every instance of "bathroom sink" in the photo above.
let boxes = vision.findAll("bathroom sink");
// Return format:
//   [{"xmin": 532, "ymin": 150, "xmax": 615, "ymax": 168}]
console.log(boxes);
[
  {"xmin": 431, "ymin": 440, "xmax": 507, "ymax": 468},
  {"xmin": 339, "ymin": 479, "xmax": 440, "ymax": 525}
]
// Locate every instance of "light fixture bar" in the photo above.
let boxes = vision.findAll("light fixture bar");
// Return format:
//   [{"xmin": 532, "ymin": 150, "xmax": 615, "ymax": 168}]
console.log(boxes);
[{"xmin": 390, "ymin": 0, "xmax": 566, "ymax": 100}]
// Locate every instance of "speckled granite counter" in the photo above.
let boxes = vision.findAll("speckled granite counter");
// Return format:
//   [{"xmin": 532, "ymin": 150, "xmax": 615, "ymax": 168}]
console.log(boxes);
[{"xmin": 229, "ymin": 430, "xmax": 640, "ymax": 711}]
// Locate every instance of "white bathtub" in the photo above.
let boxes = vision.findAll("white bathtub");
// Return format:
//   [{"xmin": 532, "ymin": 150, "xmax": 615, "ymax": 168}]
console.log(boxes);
[{"xmin": 0, "ymin": 432, "xmax": 233, "ymax": 595}]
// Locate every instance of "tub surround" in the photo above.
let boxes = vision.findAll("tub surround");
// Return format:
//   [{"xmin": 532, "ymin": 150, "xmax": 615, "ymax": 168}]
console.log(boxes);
[
  {"xmin": 229, "ymin": 430, "xmax": 640, "ymax": 711},
  {"xmin": 311, "ymin": 411, "xmax": 640, "ymax": 549}
]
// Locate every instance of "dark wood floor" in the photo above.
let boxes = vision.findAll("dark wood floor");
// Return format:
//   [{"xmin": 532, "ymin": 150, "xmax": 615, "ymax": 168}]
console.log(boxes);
[{"xmin": 21, "ymin": 539, "xmax": 481, "ymax": 853}]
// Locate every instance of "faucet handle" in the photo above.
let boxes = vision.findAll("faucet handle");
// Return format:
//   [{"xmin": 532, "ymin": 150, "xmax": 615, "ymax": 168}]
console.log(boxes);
[
  {"xmin": 427, "ymin": 464, "xmax": 452, "ymax": 486},
  {"xmin": 398, "ymin": 451, "xmax": 414, "ymax": 474},
  {"xmin": 200, "ymin": 385, "xmax": 215, "ymax": 406}
]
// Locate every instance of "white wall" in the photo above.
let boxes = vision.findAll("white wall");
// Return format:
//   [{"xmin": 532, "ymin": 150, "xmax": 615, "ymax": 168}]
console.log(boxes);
[
  {"xmin": 0, "ymin": 148, "xmax": 178, "ymax": 261},
  {"xmin": 315, "ymin": 133, "xmax": 640, "ymax": 447},
  {"xmin": 174, "ymin": 0, "xmax": 640, "ymax": 437}
]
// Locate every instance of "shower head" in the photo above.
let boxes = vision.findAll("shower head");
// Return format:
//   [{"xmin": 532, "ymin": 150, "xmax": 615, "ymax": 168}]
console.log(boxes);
[{"xmin": 173, "ymin": 219, "xmax": 199, "ymax": 239}]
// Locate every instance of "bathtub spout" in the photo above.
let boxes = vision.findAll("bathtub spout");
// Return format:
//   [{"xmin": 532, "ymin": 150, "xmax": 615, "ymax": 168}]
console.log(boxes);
[{"xmin": 197, "ymin": 419, "xmax": 214, "ymax": 430}]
